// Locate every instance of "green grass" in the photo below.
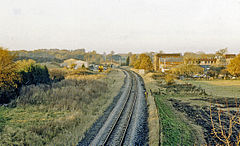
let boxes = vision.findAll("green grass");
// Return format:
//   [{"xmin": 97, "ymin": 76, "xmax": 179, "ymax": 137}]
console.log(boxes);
[
  {"xmin": 155, "ymin": 95, "xmax": 194, "ymax": 145},
  {"xmin": 0, "ymin": 107, "xmax": 9, "ymax": 132},
  {"xmin": 188, "ymin": 80, "xmax": 240, "ymax": 98}
]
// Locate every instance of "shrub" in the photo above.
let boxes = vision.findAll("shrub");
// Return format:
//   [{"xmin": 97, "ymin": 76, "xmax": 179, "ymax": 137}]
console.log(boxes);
[
  {"xmin": 18, "ymin": 64, "xmax": 50, "ymax": 85},
  {"xmin": 49, "ymin": 68, "xmax": 68, "ymax": 81},
  {"xmin": 165, "ymin": 74, "xmax": 175, "ymax": 85}
]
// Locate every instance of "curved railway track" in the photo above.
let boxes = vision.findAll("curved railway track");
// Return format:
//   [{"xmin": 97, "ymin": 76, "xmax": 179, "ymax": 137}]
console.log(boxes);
[
  {"xmin": 78, "ymin": 69, "xmax": 148, "ymax": 146},
  {"xmin": 102, "ymin": 71, "xmax": 138, "ymax": 145}
]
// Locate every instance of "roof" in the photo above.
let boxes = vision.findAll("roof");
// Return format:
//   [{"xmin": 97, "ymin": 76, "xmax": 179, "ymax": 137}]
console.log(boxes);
[
  {"xmin": 159, "ymin": 58, "xmax": 183, "ymax": 63},
  {"xmin": 156, "ymin": 53, "xmax": 182, "ymax": 58},
  {"xmin": 224, "ymin": 54, "xmax": 236, "ymax": 59},
  {"xmin": 198, "ymin": 58, "xmax": 217, "ymax": 61}
]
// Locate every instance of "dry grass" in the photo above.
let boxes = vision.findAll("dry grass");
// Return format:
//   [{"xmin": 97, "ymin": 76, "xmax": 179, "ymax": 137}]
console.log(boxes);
[
  {"xmin": 0, "ymin": 69, "xmax": 125, "ymax": 145},
  {"xmin": 65, "ymin": 74, "xmax": 104, "ymax": 80}
]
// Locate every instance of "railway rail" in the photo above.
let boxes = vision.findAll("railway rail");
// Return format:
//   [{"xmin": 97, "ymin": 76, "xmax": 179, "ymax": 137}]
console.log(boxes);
[
  {"xmin": 102, "ymin": 71, "xmax": 137, "ymax": 145},
  {"xmin": 78, "ymin": 69, "xmax": 148, "ymax": 146}
]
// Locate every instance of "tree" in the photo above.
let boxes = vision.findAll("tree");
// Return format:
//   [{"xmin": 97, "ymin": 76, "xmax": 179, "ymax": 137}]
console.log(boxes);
[
  {"xmin": 206, "ymin": 66, "xmax": 225, "ymax": 78},
  {"xmin": 171, "ymin": 64, "xmax": 204, "ymax": 77},
  {"xmin": 134, "ymin": 54, "xmax": 153, "ymax": 71},
  {"xmin": 18, "ymin": 64, "xmax": 50, "ymax": 85},
  {"xmin": 70, "ymin": 63, "xmax": 77, "ymax": 69},
  {"xmin": 216, "ymin": 48, "xmax": 228, "ymax": 56},
  {"xmin": 110, "ymin": 51, "xmax": 114, "ymax": 63},
  {"xmin": 126, "ymin": 56, "xmax": 130, "ymax": 66},
  {"xmin": 0, "ymin": 47, "xmax": 20, "ymax": 89},
  {"xmin": 130, "ymin": 54, "xmax": 137, "ymax": 67},
  {"xmin": 0, "ymin": 47, "xmax": 20, "ymax": 103},
  {"xmin": 227, "ymin": 54, "xmax": 240, "ymax": 76},
  {"xmin": 16, "ymin": 59, "xmax": 36, "ymax": 71}
]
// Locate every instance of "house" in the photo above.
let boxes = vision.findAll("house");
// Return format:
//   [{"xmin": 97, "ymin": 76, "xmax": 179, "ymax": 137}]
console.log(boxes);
[
  {"xmin": 74, "ymin": 60, "xmax": 89, "ymax": 69},
  {"xmin": 154, "ymin": 53, "xmax": 183, "ymax": 72},
  {"xmin": 224, "ymin": 54, "xmax": 236, "ymax": 65},
  {"xmin": 184, "ymin": 53, "xmax": 236, "ymax": 70},
  {"xmin": 61, "ymin": 59, "xmax": 89, "ymax": 69}
]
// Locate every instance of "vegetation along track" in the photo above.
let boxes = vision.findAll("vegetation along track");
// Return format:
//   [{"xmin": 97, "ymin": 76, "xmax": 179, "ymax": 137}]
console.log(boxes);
[{"xmin": 78, "ymin": 69, "xmax": 148, "ymax": 146}]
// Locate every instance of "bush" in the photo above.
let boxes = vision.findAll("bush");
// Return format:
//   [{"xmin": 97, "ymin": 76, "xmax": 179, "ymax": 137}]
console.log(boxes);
[
  {"xmin": 49, "ymin": 68, "xmax": 68, "ymax": 82},
  {"xmin": 165, "ymin": 74, "xmax": 175, "ymax": 85},
  {"xmin": 18, "ymin": 64, "xmax": 50, "ymax": 85}
]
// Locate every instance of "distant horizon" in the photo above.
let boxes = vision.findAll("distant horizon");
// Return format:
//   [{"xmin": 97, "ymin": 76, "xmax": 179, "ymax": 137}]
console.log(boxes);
[{"xmin": 6, "ymin": 47, "xmax": 239, "ymax": 55}]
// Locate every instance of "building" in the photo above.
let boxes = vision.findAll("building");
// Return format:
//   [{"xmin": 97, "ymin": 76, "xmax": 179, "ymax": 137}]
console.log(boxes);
[
  {"xmin": 224, "ymin": 54, "xmax": 236, "ymax": 65},
  {"xmin": 74, "ymin": 60, "xmax": 89, "ymax": 69},
  {"xmin": 154, "ymin": 53, "xmax": 183, "ymax": 72},
  {"xmin": 61, "ymin": 59, "xmax": 89, "ymax": 69},
  {"xmin": 184, "ymin": 54, "xmax": 236, "ymax": 70}
]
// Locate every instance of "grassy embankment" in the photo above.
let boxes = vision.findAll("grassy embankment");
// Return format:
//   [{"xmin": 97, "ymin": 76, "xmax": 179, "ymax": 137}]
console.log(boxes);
[
  {"xmin": 0, "ymin": 69, "xmax": 125, "ymax": 145},
  {"xmin": 142, "ymin": 72, "xmax": 196, "ymax": 145},
  {"xmin": 142, "ymin": 73, "xmax": 160, "ymax": 146}
]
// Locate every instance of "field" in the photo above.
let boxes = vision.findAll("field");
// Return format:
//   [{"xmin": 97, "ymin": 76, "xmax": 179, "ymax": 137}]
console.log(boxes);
[
  {"xmin": 188, "ymin": 80, "xmax": 240, "ymax": 98},
  {"xmin": 144, "ymin": 73, "xmax": 240, "ymax": 145},
  {"xmin": 0, "ymin": 69, "xmax": 125, "ymax": 145}
]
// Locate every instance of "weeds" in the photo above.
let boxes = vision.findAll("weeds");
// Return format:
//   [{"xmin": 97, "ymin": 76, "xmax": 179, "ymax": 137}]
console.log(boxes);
[{"xmin": 0, "ymin": 70, "xmax": 125, "ymax": 145}]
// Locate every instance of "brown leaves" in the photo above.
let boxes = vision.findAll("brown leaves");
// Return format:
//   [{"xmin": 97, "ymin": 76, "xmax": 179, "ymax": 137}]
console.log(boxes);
[{"xmin": 227, "ymin": 54, "xmax": 240, "ymax": 77}]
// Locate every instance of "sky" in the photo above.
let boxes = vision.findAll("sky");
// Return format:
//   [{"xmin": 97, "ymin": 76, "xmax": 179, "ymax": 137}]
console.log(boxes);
[{"xmin": 0, "ymin": 0, "xmax": 240, "ymax": 54}]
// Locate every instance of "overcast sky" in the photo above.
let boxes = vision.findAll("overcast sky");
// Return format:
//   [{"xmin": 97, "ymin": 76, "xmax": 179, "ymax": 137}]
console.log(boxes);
[{"xmin": 0, "ymin": 0, "xmax": 240, "ymax": 54}]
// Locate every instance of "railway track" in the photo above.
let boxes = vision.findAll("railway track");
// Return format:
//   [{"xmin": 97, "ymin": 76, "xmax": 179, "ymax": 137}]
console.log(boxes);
[
  {"xmin": 79, "ymin": 69, "xmax": 148, "ymax": 146},
  {"xmin": 102, "ymin": 71, "xmax": 138, "ymax": 145}
]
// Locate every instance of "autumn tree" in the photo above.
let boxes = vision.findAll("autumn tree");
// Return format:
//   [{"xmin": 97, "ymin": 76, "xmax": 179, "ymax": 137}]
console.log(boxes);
[
  {"xmin": 0, "ymin": 47, "xmax": 20, "ymax": 103},
  {"xmin": 171, "ymin": 64, "xmax": 204, "ymax": 77},
  {"xmin": 16, "ymin": 59, "xmax": 36, "ymax": 70},
  {"xmin": 130, "ymin": 54, "xmax": 137, "ymax": 67},
  {"xmin": 0, "ymin": 47, "xmax": 20, "ymax": 89},
  {"xmin": 134, "ymin": 54, "xmax": 153, "ymax": 71},
  {"xmin": 227, "ymin": 54, "xmax": 240, "ymax": 76}
]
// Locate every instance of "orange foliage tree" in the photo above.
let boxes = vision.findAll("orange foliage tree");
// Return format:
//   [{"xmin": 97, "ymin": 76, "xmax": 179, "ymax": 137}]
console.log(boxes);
[
  {"xmin": 0, "ymin": 47, "xmax": 20, "ymax": 89},
  {"xmin": 227, "ymin": 54, "xmax": 240, "ymax": 77},
  {"xmin": 133, "ymin": 54, "xmax": 153, "ymax": 71}
]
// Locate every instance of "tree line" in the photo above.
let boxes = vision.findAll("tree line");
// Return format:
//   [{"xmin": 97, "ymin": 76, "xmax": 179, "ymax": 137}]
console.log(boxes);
[{"xmin": 12, "ymin": 49, "xmax": 123, "ymax": 65}]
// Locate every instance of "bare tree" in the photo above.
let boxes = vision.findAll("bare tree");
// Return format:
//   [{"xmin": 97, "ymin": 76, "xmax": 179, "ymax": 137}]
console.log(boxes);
[{"xmin": 210, "ymin": 99, "xmax": 240, "ymax": 146}]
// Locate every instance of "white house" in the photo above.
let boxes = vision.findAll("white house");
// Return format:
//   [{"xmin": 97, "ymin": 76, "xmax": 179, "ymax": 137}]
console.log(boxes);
[{"xmin": 61, "ymin": 59, "xmax": 89, "ymax": 69}]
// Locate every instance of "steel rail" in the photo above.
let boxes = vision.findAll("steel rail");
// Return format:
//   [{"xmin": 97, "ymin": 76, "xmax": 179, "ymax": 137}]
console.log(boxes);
[
  {"xmin": 119, "ymin": 72, "xmax": 138, "ymax": 146},
  {"xmin": 102, "ymin": 70, "xmax": 138, "ymax": 146},
  {"xmin": 102, "ymin": 71, "xmax": 134, "ymax": 145}
]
